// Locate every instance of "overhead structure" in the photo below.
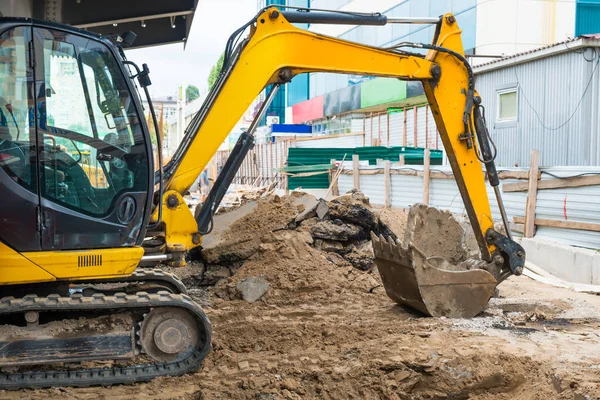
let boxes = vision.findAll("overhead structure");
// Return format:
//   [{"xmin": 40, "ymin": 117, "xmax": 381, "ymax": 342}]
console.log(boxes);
[{"xmin": 0, "ymin": 0, "xmax": 197, "ymax": 48}]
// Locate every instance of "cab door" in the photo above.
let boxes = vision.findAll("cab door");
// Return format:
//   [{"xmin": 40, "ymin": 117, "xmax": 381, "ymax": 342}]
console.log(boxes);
[
  {"xmin": 32, "ymin": 26, "xmax": 152, "ymax": 250},
  {"xmin": 0, "ymin": 25, "xmax": 40, "ymax": 252}
]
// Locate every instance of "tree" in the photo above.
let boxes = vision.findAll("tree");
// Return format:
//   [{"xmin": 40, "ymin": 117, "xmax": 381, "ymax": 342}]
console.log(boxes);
[
  {"xmin": 207, "ymin": 53, "xmax": 224, "ymax": 90},
  {"xmin": 186, "ymin": 85, "xmax": 200, "ymax": 103}
]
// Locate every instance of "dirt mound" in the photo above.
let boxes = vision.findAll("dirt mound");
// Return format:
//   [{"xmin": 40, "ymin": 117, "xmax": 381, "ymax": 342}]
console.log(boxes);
[
  {"xmin": 197, "ymin": 190, "xmax": 394, "ymax": 302},
  {"xmin": 212, "ymin": 228, "xmax": 379, "ymax": 306},
  {"xmin": 17, "ymin": 192, "xmax": 600, "ymax": 399},
  {"xmin": 201, "ymin": 195, "xmax": 299, "ymax": 264}
]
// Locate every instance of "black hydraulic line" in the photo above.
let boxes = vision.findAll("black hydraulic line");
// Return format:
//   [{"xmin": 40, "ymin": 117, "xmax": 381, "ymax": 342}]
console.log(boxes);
[
  {"xmin": 124, "ymin": 61, "xmax": 164, "ymax": 228},
  {"xmin": 473, "ymin": 106, "xmax": 498, "ymax": 186},
  {"xmin": 195, "ymin": 131, "xmax": 254, "ymax": 235},
  {"xmin": 474, "ymin": 105, "xmax": 513, "ymax": 244},
  {"xmin": 195, "ymin": 83, "xmax": 281, "ymax": 235},
  {"xmin": 280, "ymin": 10, "xmax": 387, "ymax": 25}
]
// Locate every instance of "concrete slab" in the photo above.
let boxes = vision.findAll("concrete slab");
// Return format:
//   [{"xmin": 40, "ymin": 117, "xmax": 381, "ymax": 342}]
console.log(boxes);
[
  {"xmin": 519, "ymin": 237, "xmax": 600, "ymax": 285},
  {"xmin": 201, "ymin": 201, "xmax": 258, "ymax": 250}
]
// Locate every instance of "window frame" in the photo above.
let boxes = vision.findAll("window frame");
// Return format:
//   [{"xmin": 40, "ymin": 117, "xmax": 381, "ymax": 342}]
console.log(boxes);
[
  {"xmin": 495, "ymin": 84, "xmax": 519, "ymax": 127},
  {"xmin": 35, "ymin": 27, "xmax": 150, "ymax": 218}
]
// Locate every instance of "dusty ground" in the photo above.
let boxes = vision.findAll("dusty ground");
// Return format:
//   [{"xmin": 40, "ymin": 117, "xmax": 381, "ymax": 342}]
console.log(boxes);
[{"xmin": 4, "ymin": 195, "xmax": 600, "ymax": 400}]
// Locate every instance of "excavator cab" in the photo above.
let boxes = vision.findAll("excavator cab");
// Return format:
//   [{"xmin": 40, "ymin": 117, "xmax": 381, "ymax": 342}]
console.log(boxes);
[{"xmin": 0, "ymin": 21, "xmax": 153, "ymax": 257}]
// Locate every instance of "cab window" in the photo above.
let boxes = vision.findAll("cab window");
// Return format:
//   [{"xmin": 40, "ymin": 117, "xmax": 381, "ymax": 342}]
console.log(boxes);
[
  {"xmin": 0, "ymin": 27, "xmax": 35, "ymax": 190},
  {"xmin": 35, "ymin": 28, "xmax": 148, "ymax": 216}
]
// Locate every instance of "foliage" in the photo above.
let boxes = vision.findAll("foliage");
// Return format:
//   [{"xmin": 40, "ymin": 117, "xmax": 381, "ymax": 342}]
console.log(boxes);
[
  {"xmin": 207, "ymin": 53, "xmax": 224, "ymax": 90},
  {"xmin": 186, "ymin": 85, "xmax": 200, "ymax": 103}
]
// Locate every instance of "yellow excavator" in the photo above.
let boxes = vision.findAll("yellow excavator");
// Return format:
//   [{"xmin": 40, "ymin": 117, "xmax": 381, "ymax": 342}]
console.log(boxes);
[{"xmin": 0, "ymin": 7, "xmax": 525, "ymax": 389}]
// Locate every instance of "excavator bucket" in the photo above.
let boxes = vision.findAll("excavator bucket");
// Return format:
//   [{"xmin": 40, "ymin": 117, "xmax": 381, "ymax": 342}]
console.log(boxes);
[{"xmin": 372, "ymin": 205, "xmax": 498, "ymax": 318}]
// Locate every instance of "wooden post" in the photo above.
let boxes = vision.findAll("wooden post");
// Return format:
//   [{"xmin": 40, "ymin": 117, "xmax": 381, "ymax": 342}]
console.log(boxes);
[
  {"xmin": 386, "ymin": 112, "xmax": 390, "ymax": 147},
  {"xmin": 423, "ymin": 148, "xmax": 430, "ymax": 204},
  {"xmin": 330, "ymin": 159, "xmax": 339, "ymax": 197},
  {"xmin": 425, "ymin": 105, "xmax": 429, "ymax": 148},
  {"xmin": 284, "ymin": 141, "xmax": 289, "ymax": 193},
  {"xmin": 384, "ymin": 160, "xmax": 391, "ymax": 208},
  {"xmin": 249, "ymin": 149, "xmax": 254, "ymax": 185},
  {"xmin": 399, "ymin": 155, "xmax": 405, "ymax": 166},
  {"xmin": 352, "ymin": 154, "xmax": 360, "ymax": 190},
  {"xmin": 242, "ymin": 154, "xmax": 246, "ymax": 185},
  {"xmin": 370, "ymin": 112, "xmax": 373, "ymax": 146},
  {"xmin": 270, "ymin": 141, "xmax": 275, "ymax": 185},
  {"xmin": 378, "ymin": 112, "xmax": 381, "ymax": 144},
  {"xmin": 413, "ymin": 106, "xmax": 418, "ymax": 147},
  {"xmin": 402, "ymin": 107, "xmax": 407, "ymax": 146},
  {"xmin": 362, "ymin": 114, "xmax": 366, "ymax": 146},
  {"xmin": 279, "ymin": 141, "xmax": 284, "ymax": 188},
  {"xmin": 524, "ymin": 149, "xmax": 540, "ymax": 238}
]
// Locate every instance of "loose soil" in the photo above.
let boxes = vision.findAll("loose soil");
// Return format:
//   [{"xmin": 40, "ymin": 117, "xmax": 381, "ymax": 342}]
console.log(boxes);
[{"xmin": 5, "ymin": 197, "xmax": 600, "ymax": 400}]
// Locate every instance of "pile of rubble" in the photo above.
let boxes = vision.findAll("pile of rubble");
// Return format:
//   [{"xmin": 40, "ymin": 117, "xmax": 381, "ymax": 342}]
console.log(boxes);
[
  {"xmin": 292, "ymin": 190, "xmax": 401, "ymax": 271},
  {"xmin": 178, "ymin": 190, "xmax": 406, "ymax": 303}
]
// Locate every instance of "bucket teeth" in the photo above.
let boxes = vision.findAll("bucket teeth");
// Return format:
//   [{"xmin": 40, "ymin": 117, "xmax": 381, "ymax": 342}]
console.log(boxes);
[{"xmin": 371, "ymin": 232, "xmax": 405, "ymax": 264}]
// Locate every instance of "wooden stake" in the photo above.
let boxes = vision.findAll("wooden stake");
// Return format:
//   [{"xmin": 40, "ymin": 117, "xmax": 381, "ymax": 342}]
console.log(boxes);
[
  {"xmin": 423, "ymin": 148, "xmax": 430, "ymax": 204},
  {"xmin": 284, "ymin": 141, "xmax": 289, "ymax": 193},
  {"xmin": 384, "ymin": 160, "xmax": 391, "ymax": 208},
  {"xmin": 325, "ymin": 154, "xmax": 346, "ymax": 200},
  {"xmin": 352, "ymin": 154, "xmax": 360, "ymax": 190},
  {"xmin": 386, "ymin": 112, "xmax": 390, "ymax": 147},
  {"xmin": 256, "ymin": 145, "xmax": 260, "ymax": 186},
  {"xmin": 378, "ymin": 112, "xmax": 381, "ymax": 144},
  {"xmin": 269, "ymin": 141, "xmax": 274, "ymax": 185},
  {"xmin": 399, "ymin": 155, "xmax": 405, "ymax": 166},
  {"xmin": 402, "ymin": 107, "xmax": 407, "ymax": 146},
  {"xmin": 425, "ymin": 105, "xmax": 429, "ymax": 148},
  {"xmin": 524, "ymin": 149, "xmax": 540, "ymax": 238},
  {"xmin": 413, "ymin": 106, "xmax": 418, "ymax": 147},
  {"xmin": 280, "ymin": 141, "xmax": 284, "ymax": 188},
  {"xmin": 362, "ymin": 114, "xmax": 366, "ymax": 138},
  {"xmin": 370, "ymin": 112, "xmax": 373, "ymax": 146}
]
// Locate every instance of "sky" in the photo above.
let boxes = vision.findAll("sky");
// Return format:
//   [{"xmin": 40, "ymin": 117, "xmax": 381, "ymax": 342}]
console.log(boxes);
[{"xmin": 124, "ymin": 0, "xmax": 257, "ymax": 98}]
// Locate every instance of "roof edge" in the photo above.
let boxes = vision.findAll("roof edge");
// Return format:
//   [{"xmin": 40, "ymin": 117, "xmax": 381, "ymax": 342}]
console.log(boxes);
[{"xmin": 473, "ymin": 37, "xmax": 600, "ymax": 74}]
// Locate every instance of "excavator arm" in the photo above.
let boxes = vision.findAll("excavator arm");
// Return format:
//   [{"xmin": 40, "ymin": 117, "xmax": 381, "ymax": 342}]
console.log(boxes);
[{"xmin": 152, "ymin": 7, "xmax": 525, "ymax": 317}]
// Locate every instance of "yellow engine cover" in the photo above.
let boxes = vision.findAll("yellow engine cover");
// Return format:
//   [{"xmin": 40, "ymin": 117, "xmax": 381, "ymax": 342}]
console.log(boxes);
[{"xmin": 0, "ymin": 242, "xmax": 143, "ymax": 285}]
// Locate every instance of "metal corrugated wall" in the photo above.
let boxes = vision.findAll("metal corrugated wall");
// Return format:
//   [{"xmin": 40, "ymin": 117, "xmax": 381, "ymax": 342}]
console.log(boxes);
[
  {"xmin": 532, "ymin": 166, "xmax": 600, "ymax": 248},
  {"xmin": 475, "ymin": 50, "xmax": 599, "ymax": 167}
]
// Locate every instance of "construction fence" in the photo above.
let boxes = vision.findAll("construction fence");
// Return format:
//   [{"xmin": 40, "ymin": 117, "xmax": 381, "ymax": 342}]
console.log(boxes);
[
  {"xmin": 212, "ymin": 104, "xmax": 441, "ymax": 187},
  {"xmin": 334, "ymin": 149, "xmax": 600, "ymax": 251}
]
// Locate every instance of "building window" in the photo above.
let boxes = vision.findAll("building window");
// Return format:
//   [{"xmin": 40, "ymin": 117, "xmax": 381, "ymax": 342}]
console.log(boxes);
[{"xmin": 497, "ymin": 87, "xmax": 517, "ymax": 122}]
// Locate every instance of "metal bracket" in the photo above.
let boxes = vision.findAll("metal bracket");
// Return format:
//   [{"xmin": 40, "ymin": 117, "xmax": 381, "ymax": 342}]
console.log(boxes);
[{"xmin": 486, "ymin": 229, "xmax": 525, "ymax": 276}]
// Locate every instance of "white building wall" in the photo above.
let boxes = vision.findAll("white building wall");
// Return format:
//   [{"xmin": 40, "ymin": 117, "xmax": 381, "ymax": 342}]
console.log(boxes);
[{"xmin": 474, "ymin": 0, "xmax": 576, "ymax": 64}]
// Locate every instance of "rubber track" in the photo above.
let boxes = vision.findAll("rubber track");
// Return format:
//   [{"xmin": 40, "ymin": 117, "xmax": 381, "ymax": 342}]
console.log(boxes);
[
  {"xmin": 76, "ymin": 268, "xmax": 188, "ymax": 295},
  {"xmin": 0, "ymin": 291, "xmax": 212, "ymax": 389}
]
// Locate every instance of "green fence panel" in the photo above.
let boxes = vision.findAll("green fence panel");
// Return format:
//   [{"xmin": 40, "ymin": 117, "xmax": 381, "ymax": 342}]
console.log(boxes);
[{"xmin": 286, "ymin": 146, "xmax": 442, "ymax": 190}]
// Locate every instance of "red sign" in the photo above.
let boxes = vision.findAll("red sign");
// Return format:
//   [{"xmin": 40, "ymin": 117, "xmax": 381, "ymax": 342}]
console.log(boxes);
[{"xmin": 292, "ymin": 96, "xmax": 324, "ymax": 124}]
